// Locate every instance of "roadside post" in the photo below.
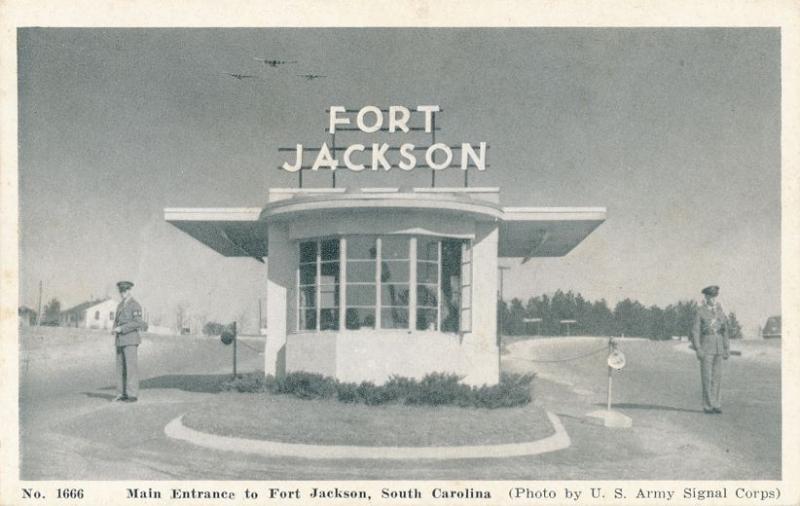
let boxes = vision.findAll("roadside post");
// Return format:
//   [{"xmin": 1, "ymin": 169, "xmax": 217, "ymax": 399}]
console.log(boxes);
[
  {"xmin": 560, "ymin": 319, "xmax": 576, "ymax": 336},
  {"xmin": 220, "ymin": 321, "xmax": 238, "ymax": 378},
  {"xmin": 586, "ymin": 335, "xmax": 633, "ymax": 428},
  {"xmin": 523, "ymin": 317, "xmax": 542, "ymax": 336},
  {"xmin": 607, "ymin": 338, "xmax": 613, "ymax": 411}
]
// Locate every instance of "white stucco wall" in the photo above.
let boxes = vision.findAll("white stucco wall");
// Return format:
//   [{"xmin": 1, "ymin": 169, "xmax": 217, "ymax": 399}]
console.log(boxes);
[
  {"xmin": 285, "ymin": 332, "xmax": 337, "ymax": 378},
  {"xmin": 264, "ymin": 222, "xmax": 293, "ymax": 377},
  {"xmin": 286, "ymin": 331, "xmax": 499, "ymax": 386}
]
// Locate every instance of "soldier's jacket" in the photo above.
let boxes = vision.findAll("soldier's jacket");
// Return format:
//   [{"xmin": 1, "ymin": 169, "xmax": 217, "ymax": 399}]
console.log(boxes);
[
  {"xmin": 691, "ymin": 301, "xmax": 730, "ymax": 355},
  {"xmin": 114, "ymin": 297, "xmax": 148, "ymax": 347}
]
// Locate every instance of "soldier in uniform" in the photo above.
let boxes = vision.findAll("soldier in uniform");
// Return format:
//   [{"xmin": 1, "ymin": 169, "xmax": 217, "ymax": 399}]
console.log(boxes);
[
  {"xmin": 112, "ymin": 281, "xmax": 147, "ymax": 402},
  {"xmin": 690, "ymin": 285, "xmax": 730, "ymax": 414}
]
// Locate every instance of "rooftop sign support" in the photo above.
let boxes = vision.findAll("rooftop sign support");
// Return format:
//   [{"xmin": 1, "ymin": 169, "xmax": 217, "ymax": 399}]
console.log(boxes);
[{"xmin": 277, "ymin": 105, "xmax": 489, "ymax": 188}]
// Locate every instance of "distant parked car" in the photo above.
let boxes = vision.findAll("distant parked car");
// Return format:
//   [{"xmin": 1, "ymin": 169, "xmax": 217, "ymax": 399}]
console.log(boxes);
[{"xmin": 762, "ymin": 316, "xmax": 781, "ymax": 339}]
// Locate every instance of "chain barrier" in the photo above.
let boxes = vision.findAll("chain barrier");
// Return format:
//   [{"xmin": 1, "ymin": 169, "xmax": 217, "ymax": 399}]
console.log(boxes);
[
  {"xmin": 507, "ymin": 345, "xmax": 609, "ymax": 363},
  {"xmin": 236, "ymin": 339, "xmax": 262, "ymax": 353}
]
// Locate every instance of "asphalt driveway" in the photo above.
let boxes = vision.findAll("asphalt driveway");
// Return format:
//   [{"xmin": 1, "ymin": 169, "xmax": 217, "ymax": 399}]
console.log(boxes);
[{"xmin": 18, "ymin": 329, "xmax": 781, "ymax": 480}]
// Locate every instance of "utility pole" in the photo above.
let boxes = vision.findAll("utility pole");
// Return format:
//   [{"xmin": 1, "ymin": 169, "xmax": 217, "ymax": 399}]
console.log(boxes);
[
  {"xmin": 36, "ymin": 280, "xmax": 43, "ymax": 326},
  {"xmin": 497, "ymin": 266, "xmax": 511, "ymax": 346},
  {"xmin": 232, "ymin": 321, "xmax": 238, "ymax": 378}
]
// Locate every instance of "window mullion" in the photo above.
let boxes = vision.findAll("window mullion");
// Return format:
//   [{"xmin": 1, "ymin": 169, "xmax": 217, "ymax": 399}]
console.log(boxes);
[
  {"xmin": 409, "ymin": 237, "xmax": 417, "ymax": 333},
  {"xmin": 339, "ymin": 237, "xmax": 346, "ymax": 332},
  {"xmin": 375, "ymin": 237, "xmax": 382, "ymax": 329},
  {"xmin": 296, "ymin": 242, "xmax": 300, "ymax": 332},
  {"xmin": 437, "ymin": 240, "xmax": 442, "ymax": 332},
  {"xmin": 316, "ymin": 240, "xmax": 321, "ymax": 331}
]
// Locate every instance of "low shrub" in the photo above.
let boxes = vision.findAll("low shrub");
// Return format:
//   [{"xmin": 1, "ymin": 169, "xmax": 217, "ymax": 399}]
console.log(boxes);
[
  {"xmin": 221, "ymin": 372, "xmax": 269, "ymax": 393},
  {"xmin": 405, "ymin": 372, "xmax": 471, "ymax": 406},
  {"xmin": 383, "ymin": 375, "xmax": 417, "ymax": 399},
  {"xmin": 357, "ymin": 380, "xmax": 401, "ymax": 405},
  {"xmin": 275, "ymin": 371, "xmax": 337, "ymax": 399},
  {"xmin": 472, "ymin": 373, "xmax": 534, "ymax": 408},
  {"xmin": 222, "ymin": 371, "xmax": 534, "ymax": 409},
  {"xmin": 336, "ymin": 382, "xmax": 360, "ymax": 403}
]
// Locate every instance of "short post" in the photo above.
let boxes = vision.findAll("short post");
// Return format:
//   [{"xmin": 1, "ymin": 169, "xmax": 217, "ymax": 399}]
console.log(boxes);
[
  {"xmin": 232, "ymin": 321, "xmax": 238, "ymax": 378},
  {"xmin": 586, "ymin": 334, "xmax": 632, "ymax": 428},
  {"xmin": 607, "ymin": 337, "xmax": 614, "ymax": 411}
]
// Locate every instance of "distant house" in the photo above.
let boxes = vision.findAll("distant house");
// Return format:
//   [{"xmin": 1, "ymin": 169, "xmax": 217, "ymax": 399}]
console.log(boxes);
[
  {"xmin": 60, "ymin": 298, "xmax": 118, "ymax": 330},
  {"xmin": 18, "ymin": 306, "xmax": 37, "ymax": 327}
]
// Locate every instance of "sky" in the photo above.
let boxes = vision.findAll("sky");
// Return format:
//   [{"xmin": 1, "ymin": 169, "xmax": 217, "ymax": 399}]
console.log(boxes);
[{"xmin": 17, "ymin": 28, "xmax": 780, "ymax": 334}]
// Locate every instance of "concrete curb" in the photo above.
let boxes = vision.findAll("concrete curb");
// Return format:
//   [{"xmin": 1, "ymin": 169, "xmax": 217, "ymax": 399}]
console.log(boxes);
[{"xmin": 164, "ymin": 411, "xmax": 571, "ymax": 460}]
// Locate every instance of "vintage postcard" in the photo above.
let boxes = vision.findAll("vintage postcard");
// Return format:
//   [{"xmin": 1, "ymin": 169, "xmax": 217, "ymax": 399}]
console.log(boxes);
[{"xmin": 1, "ymin": 1, "xmax": 798, "ymax": 505}]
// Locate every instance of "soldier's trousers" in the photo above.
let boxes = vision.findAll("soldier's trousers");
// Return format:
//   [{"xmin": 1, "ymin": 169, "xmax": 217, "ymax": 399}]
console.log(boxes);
[
  {"xmin": 699, "ymin": 353, "xmax": 723, "ymax": 410},
  {"xmin": 116, "ymin": 345, "xmax": 139, "ymax": 398}
]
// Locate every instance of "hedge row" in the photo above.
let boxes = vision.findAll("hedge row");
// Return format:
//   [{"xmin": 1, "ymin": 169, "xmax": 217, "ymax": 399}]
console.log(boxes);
[{"xmin": 222, "ymin": 371, "xmax": 534, "ymax": 409}]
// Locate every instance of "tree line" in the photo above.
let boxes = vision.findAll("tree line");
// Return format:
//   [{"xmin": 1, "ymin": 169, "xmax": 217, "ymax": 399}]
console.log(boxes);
[{"xmin": 498, "ymin": 290, "xmax": 743, "ymax": 340}]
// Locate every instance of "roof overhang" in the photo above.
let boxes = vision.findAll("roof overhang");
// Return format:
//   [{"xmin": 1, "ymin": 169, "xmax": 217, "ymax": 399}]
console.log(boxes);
[
  {"xmin": 499, "ymin": 207, "xmax": 607, "ymax": 257},
  {"xmin": 164, "ymin": 208, "xmax": 268, "ymax": 261},
  {"xmin": 164, "ymin": 196, "xmax": 606, "ymax": 260}
]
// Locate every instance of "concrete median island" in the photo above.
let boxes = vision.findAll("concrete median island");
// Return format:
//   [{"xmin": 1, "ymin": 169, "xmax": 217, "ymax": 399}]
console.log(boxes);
[{"xmin": 169, "ymin": 392, "xmax": 570, "ymax": 459}]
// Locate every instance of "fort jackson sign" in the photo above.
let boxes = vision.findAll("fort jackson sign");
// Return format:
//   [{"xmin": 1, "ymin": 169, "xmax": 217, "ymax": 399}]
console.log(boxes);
[{"xmin": 281, "ymin": 105, "xmax": 488, "ymax": 172}]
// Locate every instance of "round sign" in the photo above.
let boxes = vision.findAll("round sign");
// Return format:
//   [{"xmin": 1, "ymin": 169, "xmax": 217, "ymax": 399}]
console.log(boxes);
[
  {"xmin": 607, "ymin": 350, "xmax": 626, "ymax": 370},
  {"xmin": 220, "ymin": 330, "xmax": 235, "ymax": 345}
]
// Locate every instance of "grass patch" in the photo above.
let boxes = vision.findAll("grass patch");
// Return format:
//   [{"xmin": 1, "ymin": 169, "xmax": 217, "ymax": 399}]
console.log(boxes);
[
  {"xmin": 222, "ymin": 371, "xmax": 534, "ymax": 409},
  {"xmin": 181, "ymin": 393, "xmax": 553, "ymax": 447}
]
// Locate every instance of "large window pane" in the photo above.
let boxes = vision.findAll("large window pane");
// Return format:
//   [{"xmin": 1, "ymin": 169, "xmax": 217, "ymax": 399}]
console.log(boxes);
[
  {"xmin": 346, "ymin": 285, "xmax": 376, "ymax": 306},
  {"xmin": 346, "ymin": 260, "xmax": 375, "ymax": 282},
  {"xmin": 321, "ymin": 239, "xmax": 340, "ymax": 261},
  {"xmin": 441, "ymin": 240, "xmax": 463, "ymax": 333},
  {"xmin": 382, "ymin": 284, "xmax": 409, "ymax": 307},
  {"xmin": 320, "ymin": 261, "xmax": 340, "ymax": 284},
  {"xmin": 417, "ymin": 309, "xmax": 438, "ymax": 331},
  {"xmin": 382, "ymin": 308, "xmax": 409, "ymax": 329},
  {"xmin": 299, "ymin": 286, "xmax": 316, "ymax": 308},
  {"xmin": 320, "ymin": 309, "xmax": 339, "ymax": 331},
  {"xmin": 320, "ymin": 285, "xmax": 339, "ymax": 307},
  {"xmin": 300, "ymin": 309, "xmax": 317, "ymax": 331},
  {"xmin": 348, "ymin": 236, "xmax": 377, "ymax": 259},
  {"xmin": 417, "ymin": 284, "xmax": 438, "ymax": 307},
  {"xmin": 297, "ymin": 239, "xmax": 340, "ymax": 332},
  {"xmin": 299, "ymin": 264, "xmax": 316, "ymax": 285},
  {"xmin": 381, "ymin": 260, "xmax": 409, "ymax": 282},
  {"xmin": 300, "ymin": 241, "xmax": 317, "ymax": 263},
  {"xmin": 417, "ymin": 262, "xmax": 438, "ymax": 283},
  {"xmin": 417, "ymin": 237, "xmax": 439, "ymax": 261},
  {"xmin": 381, "ymin": 236, "xmax": 409, "ymax": 259},
  {"xmin": 346, "ymin": 308, "xmax": 375, "ymax": 330}
]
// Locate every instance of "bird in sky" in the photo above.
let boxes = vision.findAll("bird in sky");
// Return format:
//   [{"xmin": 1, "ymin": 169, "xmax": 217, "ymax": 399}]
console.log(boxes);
[
  {"xmin": 297, "ymin": 74, "xmax": 326, "ymax": 81},
  {"xmin": 253, "ymin": 58, "xmax": 298, "ymax": 67},
  {"xmin": 221, "ymin": 72, "xmax": 258, "ymax": 80}
]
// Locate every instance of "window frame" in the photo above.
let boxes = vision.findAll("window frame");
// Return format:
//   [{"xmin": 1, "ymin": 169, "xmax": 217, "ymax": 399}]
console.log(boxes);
[
  {"xmin": 344, "ymin": 236, "xmax": 378, "ymax": 330},
  {"xmin": 296, "ymin": 238, "xmax": 341, "ymax": 332},
  {"xmin": 295, "ymin": 235, "xmax": 469, "ymax": 334}
]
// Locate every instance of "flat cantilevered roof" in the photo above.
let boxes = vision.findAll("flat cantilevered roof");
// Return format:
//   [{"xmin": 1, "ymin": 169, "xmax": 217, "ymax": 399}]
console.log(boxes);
[{"xmin": 165, "ymin": 188, "xmax": 606, "ymax": 260}]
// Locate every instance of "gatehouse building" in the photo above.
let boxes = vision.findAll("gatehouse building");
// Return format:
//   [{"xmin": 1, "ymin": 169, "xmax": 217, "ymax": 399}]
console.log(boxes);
[{"xmin": 165, "ymin": 186, "xmax": 605, "ymax": 385}]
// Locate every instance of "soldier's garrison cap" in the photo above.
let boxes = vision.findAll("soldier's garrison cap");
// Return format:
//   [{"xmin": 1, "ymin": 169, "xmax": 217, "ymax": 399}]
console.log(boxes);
[
  {"xmin": 701, "ymin": 285, "xmax": 719, "ymax": 296},
  {"xmin": 116, "ymin": 281, "xmax": 134, "ymax": 291}
]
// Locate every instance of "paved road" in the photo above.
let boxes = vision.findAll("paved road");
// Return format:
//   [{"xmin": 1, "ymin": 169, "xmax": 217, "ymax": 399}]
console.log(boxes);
[
  {"xmin": 19, "ymin": 329, "xmax": 781, "ymax": 480},
  {"xmin": 505, "ymin": 337, "xmax": 781, "ymax": 479},
  {"xmin": 20, "ymin": 328, "xmax": 266, "ymax": 479}
]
